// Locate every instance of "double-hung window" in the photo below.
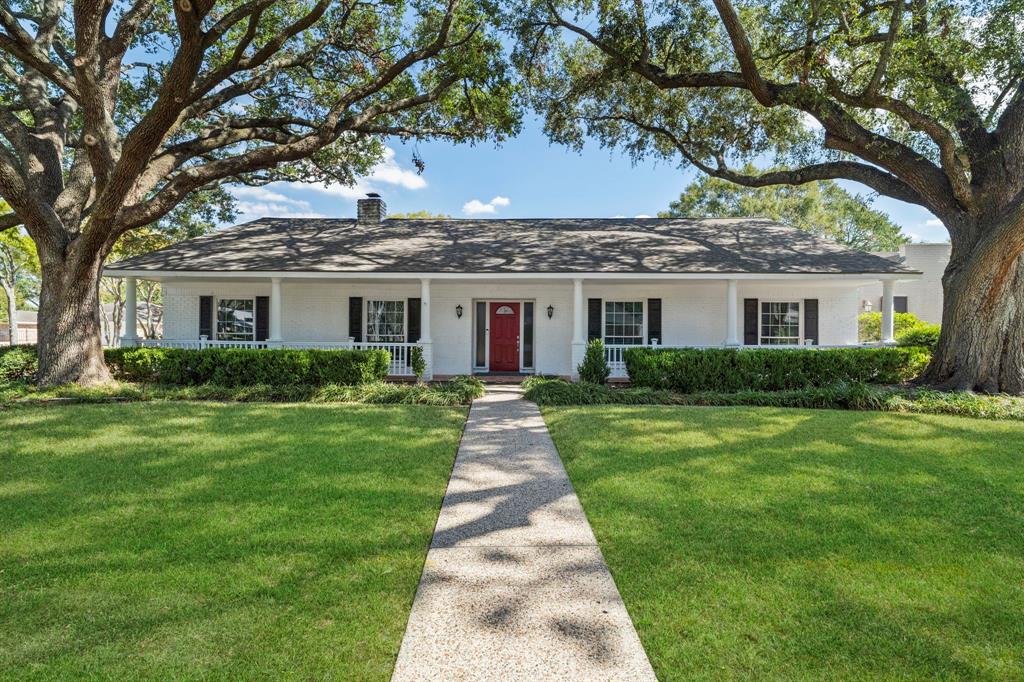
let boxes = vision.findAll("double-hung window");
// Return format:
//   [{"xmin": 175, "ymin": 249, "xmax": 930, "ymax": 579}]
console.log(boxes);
[
  {"xmin": 216, "ymin": 298, "xmax": 255, "ymax": 340},
  {"xmin": 367, "ymin": 300, "xmax": 405, "ymax": 342},
  {"xmin": 760, "ymin": 301, "xmax": 800, "ymax": 345},
  {"xmin": 604, "ymin": 301, "xmax": 644, "ymax": 345}
]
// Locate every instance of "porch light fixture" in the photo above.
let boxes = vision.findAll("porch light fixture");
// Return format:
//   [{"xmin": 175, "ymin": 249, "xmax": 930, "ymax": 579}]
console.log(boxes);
[
  {"xmin": 547, "ymin": 304, "xmax": 554, "ymax": 319},
  {"xmin": 456, "ymin": 304, "xmax": 463, "ymax": 319}
]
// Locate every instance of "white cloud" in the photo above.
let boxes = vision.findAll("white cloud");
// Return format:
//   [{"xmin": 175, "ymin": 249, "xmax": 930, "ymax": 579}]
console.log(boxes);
[
  {"xmin": 303, "ymin": 147, "xmax": 426, "ymax": 200},
  {"xmin": 463, "ymin": 195, "xmax": 511, "ymax": 215},
  {"xmin": 924, "ymin": 218, "xmax": 943, "ymax": 227},
  {"xmin": 634, "ymin": 214, "xmax": 652, "ymax": 219},
  {"xmin": 227, "ymin": 185, "xmax": 326, "ymax": 222}
]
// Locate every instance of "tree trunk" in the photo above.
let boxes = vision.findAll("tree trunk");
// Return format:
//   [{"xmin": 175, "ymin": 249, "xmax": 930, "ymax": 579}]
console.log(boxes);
[
  {"xmin": 36, "ymin": 251, "xmax": 112, "ymax": 386},
  {"xmin": 3, "ymin": 284, "xmax": 16, "ymax": 344},
  {"xmin": 921, "ymin": 231, "xmax": 1024, "ymax": 394}
]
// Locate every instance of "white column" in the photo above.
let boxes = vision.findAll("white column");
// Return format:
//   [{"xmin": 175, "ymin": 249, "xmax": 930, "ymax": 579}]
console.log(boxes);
[
  {"xmin": 725, "ymin": 279, "xmax": 740, "ymax": 346},
  {"xmin": 571, "ymin": 278, "xmax": 586, "ymax": 380},
  {"xmin": 419, "ymin": 278, "xmax": 433, "ymax": 380},
  {"xmin": 881, "ymin": 280, "xmax": 896, "ymax": 344},
  {"xmin": 122, "ymin": 276, "xmax": 138, "ymax": 346},
  {"xmin": 269, "ymin": 277, "xmax": 283, "ymax": 343}
]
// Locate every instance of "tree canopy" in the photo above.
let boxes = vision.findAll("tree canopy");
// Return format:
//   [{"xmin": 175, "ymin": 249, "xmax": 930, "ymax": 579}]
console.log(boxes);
[{"xmin": 662, "ymin": 174, "xmax": 908, "ymax": 251}]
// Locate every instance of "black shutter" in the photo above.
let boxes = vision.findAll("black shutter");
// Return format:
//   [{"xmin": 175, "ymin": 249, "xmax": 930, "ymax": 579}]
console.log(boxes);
[
  {"xmin": 199, "ymin": 296, "xmax": 213, "ymax": 338},
  {"xmin": 407, "ymin": 298, "xmax": 421, "ymax": 343},
  {"xmin": 803, "ymin": 299, "xmax": 819, "ymax": 346},
  {"xmin": 647, "ymin": 298, "xmax": 662, "ymax": 344},
  {"xmin": 587, "ymin": 298, "xmax": 602, "ymax": 341},
  {"xmin": 743, "ymin": 298, "xmax": 758, "ymax": 345},
  {"xmin": 255, "ymin": 296, "xmax": 269, "ymax": 341},
  {"xmin": 894, "ymin": 296, "xmax": 908, "ymax": 314},
  {"xmin": 348, "ymin": 297, "xmax": 362, "ymax": 341}
]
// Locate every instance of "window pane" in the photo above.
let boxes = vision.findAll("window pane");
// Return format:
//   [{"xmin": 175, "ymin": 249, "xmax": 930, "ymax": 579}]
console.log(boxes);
[
  {"xmin": 475, "ymin": 302, "xmax": 486, "ymax": 367},
  {"xmin": 523, "ymin": 303, "xmax": 534, "ymax": 369},
  {"xmin": 604, "ymin": 301, "xmax": 643, "ymax": 345},
  {"xmin": 367, "ymin": 300, "xmax": 405, "ymax": 343},
  {"xmin": 760, "ymin": 302, "xmax": 800, "ymax": 345},
  {"xmin": 216, "ymin": 299, "xmax": 254, "ymax": 340}
]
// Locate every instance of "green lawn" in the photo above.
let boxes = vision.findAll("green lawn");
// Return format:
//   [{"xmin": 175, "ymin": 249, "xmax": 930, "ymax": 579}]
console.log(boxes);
[
  {"xmin": 1, "ymin": 402, "xmax": 465, "ymax": 680},
  {"xmin": 544, "ymin": 406, "xmax": 1024, "ymax": 681}
]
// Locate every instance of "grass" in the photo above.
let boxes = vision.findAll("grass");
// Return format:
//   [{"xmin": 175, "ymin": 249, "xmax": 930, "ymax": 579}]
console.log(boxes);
[
  {"xmin": 544, "ymin": 406, "xmax": 1024, "ymax": 680},
  {"xmin": 0, "ymin": 402, "xmax": 466, "ymax": 680}
]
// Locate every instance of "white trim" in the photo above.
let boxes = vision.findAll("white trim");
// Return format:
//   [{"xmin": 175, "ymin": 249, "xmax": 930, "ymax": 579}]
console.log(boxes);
[{"xmin": 107, "ymin": 269, "xmax": 921, "ymax": 282}]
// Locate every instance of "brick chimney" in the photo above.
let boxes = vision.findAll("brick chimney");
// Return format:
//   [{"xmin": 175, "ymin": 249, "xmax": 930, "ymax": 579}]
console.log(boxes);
[{"xmin": 357, "ymin": 193, "xmax": 387, "ymax": 223}]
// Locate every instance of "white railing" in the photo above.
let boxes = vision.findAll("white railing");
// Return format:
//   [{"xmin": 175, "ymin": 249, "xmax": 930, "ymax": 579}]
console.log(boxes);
[
  {"xmin": 604, "ymin": 342, "xmax": 855, "ymax": 379},
  {"xmin": 136, "ymin": 338, "xmax": 418, "ymax": 377}
]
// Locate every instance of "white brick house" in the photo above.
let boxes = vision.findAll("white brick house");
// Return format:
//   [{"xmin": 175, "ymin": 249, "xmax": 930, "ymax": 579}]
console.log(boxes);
[{"xmin": 105, "ymin": 195, "xmax": 920, "ymax": 380}]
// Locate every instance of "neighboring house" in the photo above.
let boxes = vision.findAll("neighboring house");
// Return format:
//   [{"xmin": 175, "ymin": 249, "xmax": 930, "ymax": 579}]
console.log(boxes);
[
  {"xmin": 101, "ymin": 302, "xmax": 163, "ymax": 346},
  {"xmin": 105, "ymin": 195, "xmax": 920, "ymax": 380},
  {"xmin": 858, "ymin": 243, "xmax": 950, "ymax": 324},
  {"xmin": 1, "ymin": 310, "xmax": 38, "ymax": 345}
]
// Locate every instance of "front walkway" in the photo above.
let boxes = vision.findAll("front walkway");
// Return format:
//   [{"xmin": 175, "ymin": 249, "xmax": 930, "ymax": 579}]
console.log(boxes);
[{"xmin": 391, "ymin": 387, "xmax": 656, "ymax": 681}]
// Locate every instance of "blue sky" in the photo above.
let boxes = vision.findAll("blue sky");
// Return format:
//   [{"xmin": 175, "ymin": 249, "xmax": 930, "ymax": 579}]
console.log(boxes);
[{"xmin": 227, "ymin": 116, "xmax": 950, "ymax": 243}]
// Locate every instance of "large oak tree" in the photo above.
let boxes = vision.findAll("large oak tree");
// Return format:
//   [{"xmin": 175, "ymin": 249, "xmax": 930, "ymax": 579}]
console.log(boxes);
[
  {"xmin": 0, "ymin": 0, "xmax": 517, "ymax": 385},
  {"xmin": 515, "ymin": 0, "xmax": 1024, "ymax": 393}
]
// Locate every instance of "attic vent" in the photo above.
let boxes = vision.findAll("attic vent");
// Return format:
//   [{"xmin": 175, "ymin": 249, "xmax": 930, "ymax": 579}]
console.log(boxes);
[{"xmin": 357, "ymin": 193, "xmax": 387, "ymax": 223}]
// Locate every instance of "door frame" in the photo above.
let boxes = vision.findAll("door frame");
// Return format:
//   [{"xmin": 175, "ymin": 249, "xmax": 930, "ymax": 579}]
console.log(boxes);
[{"xmin": 472, "ymin": 299, "xmax": 536, "ymax": 374}]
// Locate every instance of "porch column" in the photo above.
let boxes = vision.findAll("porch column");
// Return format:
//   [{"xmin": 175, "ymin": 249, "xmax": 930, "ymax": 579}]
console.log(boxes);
[
  {"xmin": 121, "ymin": 276, "xmax": 138, "ymax": 347},
  {"xmin": 419, "ymin": 278, "xmax": 433, "ymax": 380},
  {"xmin": 269, "ymin": 277, "xmax": 283, "ymax": 343},
  {"xmin": 725, "ymin": 279, "xmax": 740, "ymax": 346},
  {"xmin": 881, "ymin": 280, "xmax": 896, "ymax": 344},
  {"xmin": 571, "ymin": 278, "xmax": 585, "ymax": 380}
]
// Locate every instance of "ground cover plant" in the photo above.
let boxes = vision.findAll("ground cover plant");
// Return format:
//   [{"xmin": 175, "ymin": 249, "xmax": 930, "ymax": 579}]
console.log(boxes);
[
  {"xmin": 0, "ymin": 402, "xmax": 466, "ymax": 679},
  {"xmin": 544, "ymin": 406, "xmax": 1024, "ymax": 680}
]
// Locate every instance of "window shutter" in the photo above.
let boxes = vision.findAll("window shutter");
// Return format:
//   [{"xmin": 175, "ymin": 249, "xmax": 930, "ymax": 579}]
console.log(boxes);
[
  {"xmin": 587, "ymin": 298, "xmax": 602, "ymax": 341},
  {"xmin": 803, "ymin": 299, "xmax": 819, "ymax": 346},
  {"xmin": 894, "ymin": 296, "xmax": 908, "ymax": 314},
  {"xmin": 647, "ymin": 298, "xmax": 662, "ymax": 344},
  {"xmin": 348, "ymin": 297, "xmax": 362, "ymax": 342},
  {"xmin": 199, "ymin": 296, "xmax": 213, "ymax": 338},
  {"xmin": 255, "ymin": 296, "xmax": 269, "ymax": 341},
  {"xmin": 743, "ymin": 298, "xmax": 758, "ymax": 345},
  {"xmin": 407, "ymin": 298, "xmax": 421, "ymax": 343}
]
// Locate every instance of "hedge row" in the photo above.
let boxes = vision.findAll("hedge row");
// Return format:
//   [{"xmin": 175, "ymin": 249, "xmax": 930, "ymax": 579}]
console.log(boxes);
[
  {"xmin": 521, "ymin": 377, "xmax": 1024, "ymax": 421},
  {"xmin": 104, "ymin": 347, "xmax": 391, "ymax": 386},
  {"xmin": 623, "ymin": 346, "xmax": 930, "ymax": 392}
]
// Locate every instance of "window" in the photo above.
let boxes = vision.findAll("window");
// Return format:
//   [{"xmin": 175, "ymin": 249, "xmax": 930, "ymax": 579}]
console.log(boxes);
[
  {"xmin": 367, "ymin": 300, "xmax": 405, "ymax": 342},
  {"xmin": 523, "ymin": 302, "xmax": 534, "ymax": 369},
  {"xmin": 216, "ymin": 298, "xmax": 255, "ymax": 340},
  {"xmin": 894, "ymin": 296, "xmax": 908, "ymax": 314},
  {"xmin": 474, "ymin": 301, "xmax": 487, "ymax": 367},
  {"xmin": 604, "ymin": 301, "xmax": 643, "ymax": 345},
  {"xmin": 760, "ymin": 301, "xmax": 800, "ymax": 345}
]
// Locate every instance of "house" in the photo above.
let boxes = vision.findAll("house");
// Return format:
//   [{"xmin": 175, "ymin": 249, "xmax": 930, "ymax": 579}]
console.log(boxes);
[
  {"xmin": 858, "ymin": 242, "xmax": 950, "ymax": 324},
  {"xmin": 1, "ymin": 310, "xmax": 38, "ymax": 345},
  {"xmin": 105, "ymin": 195, "xmax": 920, "ymax": 380},
  {"xmin": 101, "ymin": 302, "xmax": 164, "ymax": 346}
]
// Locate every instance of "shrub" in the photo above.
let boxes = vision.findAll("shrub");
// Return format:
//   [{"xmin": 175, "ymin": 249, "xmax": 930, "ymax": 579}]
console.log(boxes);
[
  {"xmin": 522, "ymin": 376, "xmax": 1024, "ymax": 421},
  {"xmin": 897, "ymin": 323, "xmax": 941, "ymax": 351},
  {"xmin": 109, "ymin": 347, "xmax": 390, "ymax": 386},
  {"xmin": 410, "ymin": 345, "xmax": 427, "ymax": 381},
  {"xmin": 578, "ymin": 338, "xmax": 610, "ymax": 384},
  {"xmin": 858, "ymin": 311, "xmax": 924, "ymax": 342},
  {"xmin": 0, "ymin": 344, "xmax": 37, "ymax": 382},
  {"xmin": 623, "ymin": 346, "xmax": 930, "ymax": 392}
]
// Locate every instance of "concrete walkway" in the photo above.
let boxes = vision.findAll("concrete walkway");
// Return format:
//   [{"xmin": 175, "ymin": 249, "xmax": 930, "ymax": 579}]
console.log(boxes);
[{"xmin": 392, "ymin": 386, "xmax": 657, "ymax": 681}]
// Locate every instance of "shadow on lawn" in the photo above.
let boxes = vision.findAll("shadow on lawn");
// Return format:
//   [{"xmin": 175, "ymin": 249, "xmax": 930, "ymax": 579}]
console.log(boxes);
[
  {"xmin": 546, "ymin": 406, "xmax": 1024, "ymax": 680},
  {"xmin": 0, "ymin": 402, "xmax": 465, "ymax": 678}
]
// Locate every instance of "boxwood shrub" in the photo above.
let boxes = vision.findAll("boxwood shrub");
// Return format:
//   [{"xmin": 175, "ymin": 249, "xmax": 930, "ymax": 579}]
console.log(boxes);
[
  {"xmin": 623, "ymin": 346, "xmax": 930, "ymax": 392},
  {"xmin": 105, "ymin": 347, "xmax": 390, "ymax": 386}
]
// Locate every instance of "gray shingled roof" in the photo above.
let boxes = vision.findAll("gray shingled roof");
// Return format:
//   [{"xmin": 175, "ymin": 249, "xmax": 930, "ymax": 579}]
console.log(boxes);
[{"xmin": 107, "ymin": 217, "xmax": 917, "ymax": 275}]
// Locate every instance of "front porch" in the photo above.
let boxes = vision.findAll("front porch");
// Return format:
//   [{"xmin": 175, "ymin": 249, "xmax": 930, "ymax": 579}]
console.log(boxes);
[{"xmin": 114, "ymin": 273, "xmax": 905, "ymax": 381}]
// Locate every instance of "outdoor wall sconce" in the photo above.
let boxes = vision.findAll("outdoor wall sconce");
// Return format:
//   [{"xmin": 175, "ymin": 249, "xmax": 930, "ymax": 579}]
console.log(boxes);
[
  {"xmin": 547, "ymin": 304, "xmax": 554, "ymax": 319},
  {"xmin": 456, "ymin": 304, "xmax": 463, "ymax": 319}
]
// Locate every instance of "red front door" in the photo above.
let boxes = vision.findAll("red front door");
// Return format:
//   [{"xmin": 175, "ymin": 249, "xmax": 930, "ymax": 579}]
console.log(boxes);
[{"xmin": 489, "ymin": 302, "xmax": 520, "ymax": 372}]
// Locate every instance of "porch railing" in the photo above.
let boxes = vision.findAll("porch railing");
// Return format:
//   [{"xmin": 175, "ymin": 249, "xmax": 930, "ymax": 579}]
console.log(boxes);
[{"xmin": 136, "ymin": 338, "xmax": 417, "ymax": 376}]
